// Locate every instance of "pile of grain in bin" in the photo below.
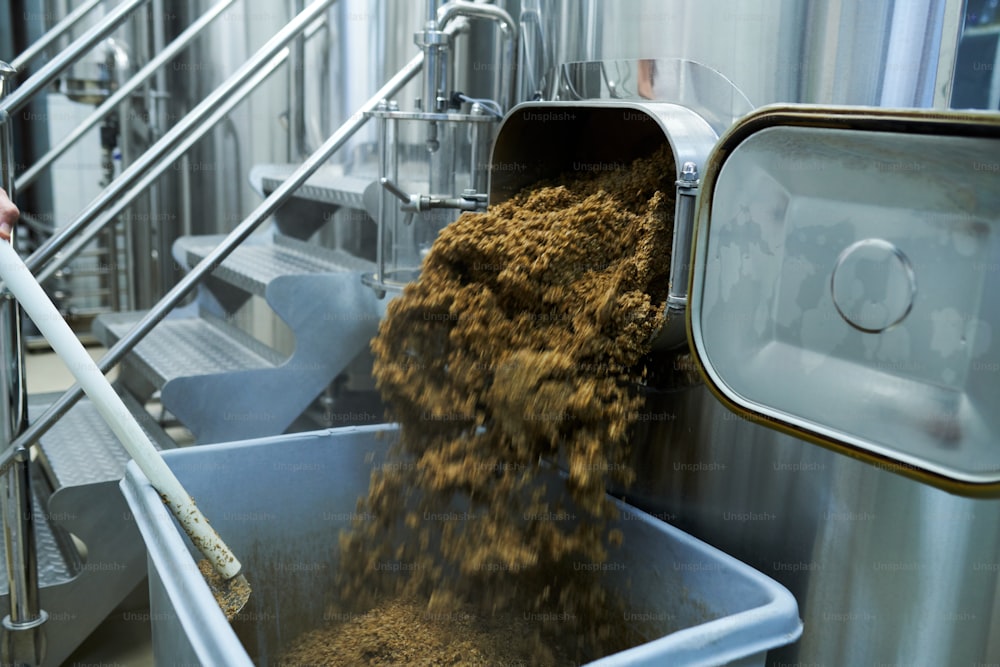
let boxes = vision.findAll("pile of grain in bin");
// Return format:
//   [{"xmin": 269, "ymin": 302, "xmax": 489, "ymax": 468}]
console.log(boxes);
[{"xmin": 280, "ymin": 144, "xmax": 678, "ymax": 666}]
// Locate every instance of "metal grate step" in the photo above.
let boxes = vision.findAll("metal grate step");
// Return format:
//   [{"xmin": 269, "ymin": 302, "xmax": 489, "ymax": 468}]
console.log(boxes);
[
  {"xmin": 0, "ymin": 488, "xmax": 79, "ymax": 597},
  {"xmin": 92, "ymin": 311, "xmax": 284, "ymax": 392},
  {"xmin": 174, "ymin": 234, "xmax": 374, "ymax": 297},
  {"xmin": 31, "ymin": 390, "xmax": 175, "ymax": 490},
  {"xmin": 249, "ymin": 163, "xmax": 373, "ymax": 209}
]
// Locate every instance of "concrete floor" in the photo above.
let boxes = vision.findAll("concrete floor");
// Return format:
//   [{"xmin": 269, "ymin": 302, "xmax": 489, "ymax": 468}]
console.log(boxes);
[{"xmin": 25, "ymin": 348, "xmax": 156, "ymax": 667}]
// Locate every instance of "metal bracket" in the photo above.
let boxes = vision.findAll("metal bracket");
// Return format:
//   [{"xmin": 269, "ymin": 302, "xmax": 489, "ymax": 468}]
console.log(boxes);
[{"xmin": 380, "ymin": 178, "xmax": 487, "ymax": 218}]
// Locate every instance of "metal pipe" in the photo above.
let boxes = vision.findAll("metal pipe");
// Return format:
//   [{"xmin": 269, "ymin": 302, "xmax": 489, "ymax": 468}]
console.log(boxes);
[
  {"xmin": 149, "ymin": 0, "xmax": 170, "ymax": 306},
  {"xmin": 420, "ymin": 0, "xmax": 445, "ymax": 112},
  {"xmin": 288, "ymin": 0, "xmax": 308, "ymax": 159},
  {"xmin": 436, "ymin": 0, "xmax": 517, "ymax": 112},
  {"xmin": 3, "ymin": 449, "xmax": 40, "ymax": 625},
  {"xmin": 33, "ymin": 51, "xmax": 287, "ymax": 286},
  {"xmin": 1, "ymin": 51, "xmax": 425, "ymax": 468},
  {"xmin": 15, "ymin": 0, "xmax": 239, "ymax": 193},
  {"xmin": 0, "ymin": 63, "xmax": 44, "ymax": 667},
  {"xmin": 10, "ymin": 0, "xmax": 104, "ymax": 73},
  {"xmin": 0, "ymin": 0, "xmax": 152, "ymax": 115},
  {"xmin": 21, "ymin": 0, "xmax": 337, "ymax": 278},
  {"xmin": 667, "ymin": 162, "xmax": 699, "ymax": 312},
  {"xmin": 1, "ymin": 448, "xmax": 47, "ymax": 667}
]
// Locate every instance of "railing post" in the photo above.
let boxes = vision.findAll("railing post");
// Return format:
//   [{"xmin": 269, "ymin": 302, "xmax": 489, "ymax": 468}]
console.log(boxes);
[{"xmin": 0, "ymin": 61, "xmax": 46, "ymax": 667}]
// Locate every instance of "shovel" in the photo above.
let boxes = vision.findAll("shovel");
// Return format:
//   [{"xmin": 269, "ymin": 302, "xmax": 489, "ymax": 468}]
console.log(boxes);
[{"xmin": 0, "ymin": 241, "xmax": 250, "ymax": 618}]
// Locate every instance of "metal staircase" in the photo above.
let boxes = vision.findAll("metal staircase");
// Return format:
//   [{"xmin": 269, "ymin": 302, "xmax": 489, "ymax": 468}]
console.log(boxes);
[
  {"xmin": 94, "ymin": 231, "xmax": 383, "ymax": 444},
  {"xmin": 0, "ymin": 1, "xmax": 423, "ymax": 664}
]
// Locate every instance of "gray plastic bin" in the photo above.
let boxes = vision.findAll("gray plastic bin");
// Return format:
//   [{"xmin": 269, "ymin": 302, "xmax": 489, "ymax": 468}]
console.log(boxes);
[{"xmin": 121, "ymin": 425, "xmax": 802, "ymax": 666}]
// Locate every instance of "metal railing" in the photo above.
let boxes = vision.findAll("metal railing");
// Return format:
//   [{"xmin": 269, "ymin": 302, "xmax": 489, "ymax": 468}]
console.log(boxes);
[
  {"xmin": 0, "ymin": 0, "xmax": 152, "ymax": 116},
  {"xmin": 0, "ymin": 1, "xmax": 429, "ymax": 663},
  {"xmin": 0, "ymin": 60, "xmax": 41, "ymax": 667},
  {"xmin": 10, "ymin": 0, "xmax": 104, "ymax": 74},
  {"xmin": 15, "ymin": 0, "xmax": 239, "ymax": 193}
]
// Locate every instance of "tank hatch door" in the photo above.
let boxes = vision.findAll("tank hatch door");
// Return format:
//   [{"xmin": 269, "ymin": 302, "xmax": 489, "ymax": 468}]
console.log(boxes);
[{"xmin": 688, "ymin": 105, "xmax": 1000, "ymax": 495}]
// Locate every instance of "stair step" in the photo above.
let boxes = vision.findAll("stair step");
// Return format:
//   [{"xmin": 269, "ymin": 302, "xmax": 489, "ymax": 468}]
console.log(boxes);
[
  {"xmin": 92, "ymin": 312, "xmax": 284, "ymax": 391},
  {"xmin": 0, "ymin": 487, "xmax": 78, "ymax": 597},
  {"xmin": 174, "ymin": 234, "xmax": 375, "ymax": 297},
  {"xmin": 249, "ymin": 163, "xmax": 372, "ymax": 209},
  {"xmin": 31, "ymin": 391, "xmax": 175, "ymax": 490}
]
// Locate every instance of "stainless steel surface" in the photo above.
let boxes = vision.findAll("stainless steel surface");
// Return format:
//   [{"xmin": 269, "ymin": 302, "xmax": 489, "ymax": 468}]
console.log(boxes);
[
  {"xmin": 32, "ymin": 52, "xmax": 286, "ymax": 288},
  {"xmin": 174, "ymin": 234, "xmax": 377, "ymax": 296},
  {"xmin": 530, "ymin": 0, "xmax": 961, "ymax": 109},
  {"xmin": 288, "ymin": 0, "xmax": 310, "ymax": 160},
  {"xmin": 489, "ymin": 100, "xmax": 717, "ymax": 348},
  {"xmin": 121, "ymin": 425, "xmax": 801, "ymax": 666},
  {"xmin": 14, "ymin": 0, "xmax": 239, "ymax": 193},
  {"xmin": 95, "ymin": 260, "xmax": 382, "ymax": 445},
  {"xmin": 437, "ymin": 0, "xmax": 518, "ymax": 112},
  {"xmin": 10, "ymin": 394, "xmax": 169, "ymax": 667},
  {"xmin": 250, "ymin": 164, "xmax": 371, "ymax": 208},
  {"xmin": 2, "ymin": 49, "xmax": 423, "ymax": 465},
  {"xmin": 33, "ymin": 390, "xmax": 174, "ymax": 490},
  {"xmin": 0, "ymin": 1, "xmax": 990, "ymax": 664},
  {"xmin": 0, "ymin": 469, "xmax": 44, "ymax": 667},
  {"xmin": 367, "ymin": 3, "xmax": 508, "ymax": 294},
  {"xmin": 9, "ymin": 0, "xmax": 103, "ymax": 73},
  {"xmin": 0, "ymin": 61, "xmax": 43, "ymax": 666},
  {"xmin": 667, "ymin": 161, "xmax": 698, "ymax": 315},
  {"xmin": 22, "ymin": 0, "xmax": 338, "ymax": 279},
  {"xmin": 622, "ymin": 384, "xmax": 1000, "ymax": 666},
  {"xmin": 96, "ymin": 312, "xmax": 282, "ymax": 387},
  {"xmin": 689, "ymin": 106, "xmax": 1000, "ymax": 489},
  {"xmin": 557, "ymin": 59, "xmax": 754, "ymax": 137},
  {"xmin": 0, "ymin": 0, "xmax": 151, "ymax": 115},
  {"xmin": 501, "ymin": 4, "xmax": 995, "ymax": 665},
  {"xmin": 1, "ymin": 448, "xmax": 47, "ymax": 667},
  {"xmin": 0, "ymin": 486, "xmax": 75, "ymax": 599},
  {"xmin": 418, "ymin": 0, "xmax": 445, "ymax": 114}
]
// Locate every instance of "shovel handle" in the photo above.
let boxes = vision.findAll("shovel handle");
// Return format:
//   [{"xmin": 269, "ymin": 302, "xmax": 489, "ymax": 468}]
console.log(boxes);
[{"xmin": 0, "ymin": 241, "xmax": 242, "ymax": 580}]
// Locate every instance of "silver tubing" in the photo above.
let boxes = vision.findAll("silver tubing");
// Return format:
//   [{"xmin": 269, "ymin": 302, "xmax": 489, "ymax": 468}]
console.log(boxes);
[
  {"xmin": 15, "ymin": 0, "xmax": 239, "ymax": 193},
  {"xmin": 34, "ymin": 51, "xmax": 287, "ymax": 285},
  {"xmin": 3, "ymin": 449, "xmax": 41, "ymax": 624},
  {"xmin": 436, "ymin": 0, "xmax": 517, "ymax": 112},
  {"xmin": 32, "ymin": 15, "xmax": 329, "ymax": 287},
  {"xmin": 1, "ymin": 51, "xmax": 425, "ymax": 468},
  {"xmin": 0, "ymin": 58, "xmax": 28, "ymax": 505},
  {"xmin": 288, "ymin": 0, "xmax": 309, "ymax": 159},
  {"xmin": 10, "ymin": 0, "xmax": 104, "ymax": 73},
  {"xmin": 0, "ymin": 64, "xmax": 44, "ymax": 667},
  {"xmin": 0, "ymin": 0, "xmax": 152, "ymax": 115},
  {"xmin": 1, "ymin": 449, "xmax": 48, "ymax": 667},
  {"xmin": 21, "ymin": 0, "xmax": 338, "ymax": 277}
]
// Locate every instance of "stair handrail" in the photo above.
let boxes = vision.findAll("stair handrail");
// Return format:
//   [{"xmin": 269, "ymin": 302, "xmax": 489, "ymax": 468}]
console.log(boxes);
[
  {"xmin": 33, "ymin": 12, "xmax": 329, "ymax": 287},
  {"xmin": 0, "ymin": 49, "xmax": 427, "ymax": 471},
  {"xmin": 18, "ymin": 0, "xmax": 337, "ymax": 278},
  {"xmin": 0, "ymin": 64, "xmax": 44, "ymax": 667},
  {"xmin": 34, "ymin": 48, "xmax": 286, "ymax": 286},
  {"xmin": 25, "ymin": 14, "xmax": 329, "ymax": 286},
  {"xmin": 0, "ymin": 0, "xmax": 153, "ymax": 116},
  {"xmin": 10, "ymin": 0, "xmax": 104, "ymax": 74},
  {"xmin": 16, "ymin": 0, "xmax": 240, "ymax": 193}
]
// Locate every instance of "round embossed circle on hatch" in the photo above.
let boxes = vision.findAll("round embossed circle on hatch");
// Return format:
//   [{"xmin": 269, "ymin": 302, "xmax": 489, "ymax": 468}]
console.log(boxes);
[{"xmin": 830, "ymin": 238, "xmax": 916, "ymax": 334}]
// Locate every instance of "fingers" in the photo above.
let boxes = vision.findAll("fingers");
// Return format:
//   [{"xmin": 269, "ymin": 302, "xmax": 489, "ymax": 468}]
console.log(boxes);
[{"xmin": 0, "ymin": 187, "xmax": 17, "ymax": 242}]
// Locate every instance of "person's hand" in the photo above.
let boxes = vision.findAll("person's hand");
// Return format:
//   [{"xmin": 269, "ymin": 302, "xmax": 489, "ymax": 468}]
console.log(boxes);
[{"xmin": 0, "ymin": 187, "xmax": 17, "ymax": 242}]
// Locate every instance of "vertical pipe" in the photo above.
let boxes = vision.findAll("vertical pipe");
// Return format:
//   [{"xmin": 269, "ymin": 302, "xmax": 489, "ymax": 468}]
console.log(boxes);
[
  {"xmin": 468, "ymin": 103, "xmax": 486, "ymax": 193},
  {"xmin": 375, "ymin": 99, "xmax": 389, "ymax": 289},
  {"xmin": 0, "ymin": 61, "xmax": 45, "ymax": 667},
  {"xmin": 0, "ymin": 60, "xmax": 30, "ymax": 532},
  {"xmin": 289, "ymin": 0, "xmax": 308, "ymax": 159}
]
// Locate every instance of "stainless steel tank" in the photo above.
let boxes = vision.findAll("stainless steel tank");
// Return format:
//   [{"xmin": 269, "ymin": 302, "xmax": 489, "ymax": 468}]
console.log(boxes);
[
  {"xmin": 503, "ymin": 1, "xmax": 1000, "ymax": 665},
  {"xmin": 523, "ymin": 0, "xmax": 962, "ymax": 109}
]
